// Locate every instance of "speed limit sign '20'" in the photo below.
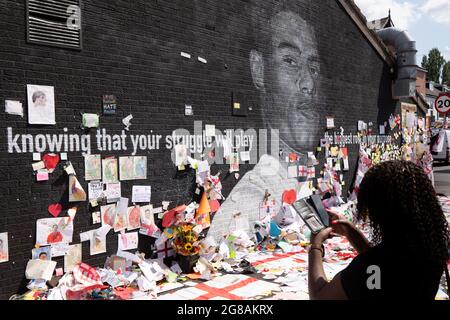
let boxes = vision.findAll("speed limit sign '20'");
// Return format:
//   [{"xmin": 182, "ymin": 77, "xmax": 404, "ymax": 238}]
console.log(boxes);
[{"xmin": 435, "ymin": 93, "xmax": 450, "ymax": 115}]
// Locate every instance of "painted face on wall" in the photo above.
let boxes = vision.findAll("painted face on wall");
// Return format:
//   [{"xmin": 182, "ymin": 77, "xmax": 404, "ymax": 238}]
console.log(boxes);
[{"xmin": 251, "ymin": 11, "xmax": 321, "ymax": 153}]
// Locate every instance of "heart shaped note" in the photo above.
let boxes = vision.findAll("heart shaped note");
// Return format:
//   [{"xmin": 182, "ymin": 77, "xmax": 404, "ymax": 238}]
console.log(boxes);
[
  {"xmin": 282, "ymin": 189, "xmax": 297, "ymax": 205},
  {"xmin": 48, "ymin": 203, "xmax": 62, "ymax": 217}
]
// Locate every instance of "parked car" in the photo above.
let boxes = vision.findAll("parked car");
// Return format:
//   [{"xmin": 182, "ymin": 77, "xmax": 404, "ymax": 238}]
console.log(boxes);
[{"xmin": 431, "ymin": 129, "xmax": 450, "ymax": 163}]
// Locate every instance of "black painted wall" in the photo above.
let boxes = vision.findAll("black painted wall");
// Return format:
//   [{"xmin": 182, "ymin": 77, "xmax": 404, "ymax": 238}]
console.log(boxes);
[{"xmin": 0, "ymin": 0, "xmax": 397, "ymax": 299}]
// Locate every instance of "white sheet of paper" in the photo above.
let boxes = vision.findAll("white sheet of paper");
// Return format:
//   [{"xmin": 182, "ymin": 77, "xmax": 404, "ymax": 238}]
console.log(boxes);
[
  {"xmin": 25, "ymin": 259, "xmax": 57, "ymax": 281},
  {"xmin": 132, "ymin": 186, "xmax": 151, "ymax": 203},
  {"xmin": 297, "ymin": 182, "xmax": 313, "ymax": 200},
  {"xmin": 118, "ymin": 232, "xmax": 138, "ymax": 251},
  {"xmin": 88, "ymin": 181, "xmax": 104, "ymax": 200},
  {"xmin": 205, "ymin": 124, "xmax": 215, "ymax": 137},
  {"xmin": 197, "ymin": 160, "xmax": 210, "ymax": 173},
  {"xmin": 105, "ymin": 183, "xmax": 121, "ymax": 203},
  {"xmin": 32, "ymin": 161, "xmax": 45, "ymax": 171},
  {"xmin": 326, "ymin": 117, "xmax": 335, "ymax": 129},
  {"xmin": 32, "ymin": 153, "xmax": 41, "ymax": 161},
  {"xmin": 5, "ymin": 100, "xmax": 23, "ymax": 117},
  {"xmin": 50, "ymin": 243, "xmax": 70, "ymax": 257},
  {"xmin": 222, "ymin": 138, "xmax": 232, "ymax": 158},
  {"xmin": 240, "ymin": 151, "xmax": 250, "ymax": 162}
]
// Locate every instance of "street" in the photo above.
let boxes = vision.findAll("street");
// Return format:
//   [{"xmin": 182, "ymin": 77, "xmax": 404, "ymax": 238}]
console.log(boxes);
[{"xmin": 434, "ymin": 163, "xmax": 450, "ymax": 196}]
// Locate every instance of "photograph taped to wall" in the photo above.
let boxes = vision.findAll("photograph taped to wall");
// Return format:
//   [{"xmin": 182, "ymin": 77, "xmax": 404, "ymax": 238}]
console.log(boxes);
[
  {"xmin": 102, "ymin": 158, "xmax": 118, "ymax": 183},
  {"xmin": 32, "ymin": 246, "xmax": 52, "ymax": 261},
  {"xmin": 36, "ymin": 217, "xmax": 73, "ymax": 246},
  {"xmin": 0, "ymin": 232, "xmax": 9, "ymax": 263},
  {"xmin": 27, "ymin": 85, "xmax": 55, "ymax": 125},
  {"xmin": 84, "ymin": 155, "xmax": 102, "ymax": 181}
]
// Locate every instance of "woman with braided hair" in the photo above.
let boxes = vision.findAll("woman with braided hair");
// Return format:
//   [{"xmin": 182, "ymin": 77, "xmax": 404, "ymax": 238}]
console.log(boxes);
[{"xmin": 308, "ymin": 160, "xmax": 449, "ymax": 299}]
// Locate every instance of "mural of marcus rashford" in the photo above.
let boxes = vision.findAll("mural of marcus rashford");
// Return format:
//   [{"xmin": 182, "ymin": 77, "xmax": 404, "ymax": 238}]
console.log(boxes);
[{"xmin": 207, "ymin": 1, "xmax": 324, "ymax": 240}]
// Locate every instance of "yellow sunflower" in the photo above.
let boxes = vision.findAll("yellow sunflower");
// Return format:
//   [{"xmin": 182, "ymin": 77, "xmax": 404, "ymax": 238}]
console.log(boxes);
[
  {"xmin": 181, "ymin": 225, "xmax": 192, "ymax": 232},
  {"xmin": 184, "ymin": 243, "xmax": 193, "ymax": 251}
]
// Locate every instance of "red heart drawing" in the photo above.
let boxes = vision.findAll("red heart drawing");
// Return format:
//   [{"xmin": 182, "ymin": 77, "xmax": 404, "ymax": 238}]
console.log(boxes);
[
  {"xmin": 48, "ymin": 203, "xmax": 62, "ymax": 217},
  {"xmin": 282, "ymin": 189, "xmax": 297, "ymax": 205},
  {"xmin": 42, "ymin": 153, "xmax": 60, "ymax": 172}
]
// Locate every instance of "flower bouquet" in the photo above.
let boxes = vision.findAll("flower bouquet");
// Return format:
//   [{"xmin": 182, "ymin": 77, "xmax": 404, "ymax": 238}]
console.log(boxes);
[{"xmin": 172, "ymin": 223, "xmax": 201, "ymax": 273}]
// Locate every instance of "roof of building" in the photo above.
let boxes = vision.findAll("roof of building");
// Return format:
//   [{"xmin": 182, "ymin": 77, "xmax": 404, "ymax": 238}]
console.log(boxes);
[
  {"xmin": 337, "ymin": 0, "xmax": 396, "ymax": 67},
  {"xmin": 367, "ymin": 11, "xmax": 395, "ymax": 31}
]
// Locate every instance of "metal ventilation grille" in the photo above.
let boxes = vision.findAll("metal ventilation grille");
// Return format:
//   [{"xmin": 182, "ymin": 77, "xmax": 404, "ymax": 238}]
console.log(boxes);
[{"xmin": 27, "ymin": 0, "xmax": 82, "ymax": 50}]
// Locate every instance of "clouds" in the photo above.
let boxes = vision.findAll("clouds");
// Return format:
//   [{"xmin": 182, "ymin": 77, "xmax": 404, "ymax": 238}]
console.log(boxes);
[
  {"xmin": 421, "ymin": 0, "xmax": 450, "ymax": 25},
  {"xmin": 354, "ymin": 0, "xmax": 450, "ymax": 28},
  {"xmin": 354, "ymin": 0, "xmax": 418, "ymax": 29}
]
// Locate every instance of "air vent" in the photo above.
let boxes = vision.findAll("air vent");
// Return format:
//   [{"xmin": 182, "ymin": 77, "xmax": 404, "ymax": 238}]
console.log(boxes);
[{"xmin": 26, "ymin": 0, "xmax": 82, "ymax": 50}]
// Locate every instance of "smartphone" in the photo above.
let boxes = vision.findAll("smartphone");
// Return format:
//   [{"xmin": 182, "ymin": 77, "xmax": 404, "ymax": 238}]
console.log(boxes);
[{"xmin": 292, "ymin": 196, "xmax": 329, "ymax": 234}]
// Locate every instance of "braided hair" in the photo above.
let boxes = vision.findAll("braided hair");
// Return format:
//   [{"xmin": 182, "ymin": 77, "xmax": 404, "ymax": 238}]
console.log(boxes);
[{"xmin": 357, "ymin": 160, "xmax": 449, "ymax": 266}]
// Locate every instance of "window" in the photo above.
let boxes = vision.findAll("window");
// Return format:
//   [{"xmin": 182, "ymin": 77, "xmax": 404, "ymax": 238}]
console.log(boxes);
[{"xmin": 26, "ymin": 0, "xmax": 82, "ymax": 50}]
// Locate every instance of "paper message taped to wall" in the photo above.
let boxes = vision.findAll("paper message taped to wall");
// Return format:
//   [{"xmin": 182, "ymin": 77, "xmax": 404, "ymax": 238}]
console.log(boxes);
[{"xmin": 25, "ymin": 259, "xmax": 57, "ymax": 281}]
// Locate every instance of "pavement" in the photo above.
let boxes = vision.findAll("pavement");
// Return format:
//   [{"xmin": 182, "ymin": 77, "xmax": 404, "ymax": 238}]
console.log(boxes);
[{"xmin": 434, "ymin": 163, "xmax": 450, "ymax": 196}]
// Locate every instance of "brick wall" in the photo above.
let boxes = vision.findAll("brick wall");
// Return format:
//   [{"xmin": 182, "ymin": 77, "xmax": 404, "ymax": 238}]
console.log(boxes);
[{"xmin": 0, "ymin": 0, "xmax": 397, "ymax": 299}]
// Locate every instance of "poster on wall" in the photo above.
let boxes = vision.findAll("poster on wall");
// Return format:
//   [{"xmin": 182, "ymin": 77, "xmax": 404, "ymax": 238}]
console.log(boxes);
[
  {"xmin": 102, "ymin": 95, "xmax": 117, "ymax": 115},
  {"xmin": 64, "ymin": 244, "xmax": 81, "ymax": 273},
  {"xmin": 102, "ymin": 158, "xmax": 118, "ymax": 183},
  {"xmin": 133, "ymin": 156, "xmax": 147, "ymax": 180},
  {"xmin": 90, "ymin": 229, "xmax": 107, "ymax": 256},
  {"xmin": 119, "ymin": 156, "xmax": 135, "ymax": 181},
  {"xmin": 127, "ymin": 206, "xmax": 141, "ymax": 231},
  {"xmin": 118, "ymin": 232, "xmax": 138, "ymax": 251},
  {"xmin": 27, "ymin": 85, "xmax": 55, "ymax": 125},
  {"xmin": 119, "ymin": 156, "xmax": 147, "ymax": 180},
  {"xmin": 0, "ymin": 232, "xmax": 8, "ymax": 263},
  {"xmin": 101, "ymin": 204, "xmax": 116, "ymax": 227},
  {"xmin": 113, "ymin": 198, "xmax": 128, "ymax": 232},
  {"xmin": 36, "ymin": 218, "xmax": 73, "ymax": 246},
  {"xmin": 69, "ymin": 175, "xmax": 87, "ymax": 202},
  {"xmin": 84, "ymin": 155, "xmax": 102, "ymax": 181}
]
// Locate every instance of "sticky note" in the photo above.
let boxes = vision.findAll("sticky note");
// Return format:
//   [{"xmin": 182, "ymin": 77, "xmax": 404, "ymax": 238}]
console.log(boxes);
[
  {"xmin": 36, "ymin": 169, "xmax": 49, "ymax": 181},
  {"xmin": 32, "ymin": 161, "xmax": 45, "ymax": 171}
]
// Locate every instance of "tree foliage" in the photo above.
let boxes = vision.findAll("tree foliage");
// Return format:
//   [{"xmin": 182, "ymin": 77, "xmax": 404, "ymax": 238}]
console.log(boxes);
[{"xmin": 421, "ymin": 48, "xmax": 445, "ymax": 83}]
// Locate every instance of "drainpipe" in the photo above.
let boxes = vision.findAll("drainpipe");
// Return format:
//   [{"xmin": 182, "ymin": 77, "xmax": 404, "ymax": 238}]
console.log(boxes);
[{"xmin": 376, "ymin": 27, "xmax": 417, "ymax": 98}]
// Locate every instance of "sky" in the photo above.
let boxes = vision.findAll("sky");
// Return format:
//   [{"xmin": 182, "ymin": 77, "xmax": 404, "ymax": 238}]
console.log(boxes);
[{"xmin": 354, "ymin": 0, "xmax": 450, "ymax": 63}]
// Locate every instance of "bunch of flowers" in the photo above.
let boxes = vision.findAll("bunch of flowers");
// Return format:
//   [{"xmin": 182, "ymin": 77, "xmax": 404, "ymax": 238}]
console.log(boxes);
[{"xmin": 172, "ymin": 223, "xmax": 201, "ymax": 256}]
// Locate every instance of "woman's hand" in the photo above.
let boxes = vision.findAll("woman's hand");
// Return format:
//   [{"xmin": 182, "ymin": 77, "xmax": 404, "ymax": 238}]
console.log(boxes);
[
  {"xmin": 310, "ymin": 227, "xmax": 334, "ymax": 247},
  {"xmin": 326, "ymin": 209, "xmax": 354, "ymax": 237}
]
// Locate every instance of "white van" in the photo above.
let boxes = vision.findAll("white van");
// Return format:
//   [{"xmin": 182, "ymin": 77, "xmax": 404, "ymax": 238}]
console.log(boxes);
[{"xmin": 432, "ymin": 129, "xmax": 450, "ymax": 163}]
